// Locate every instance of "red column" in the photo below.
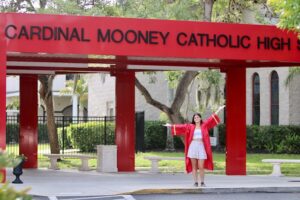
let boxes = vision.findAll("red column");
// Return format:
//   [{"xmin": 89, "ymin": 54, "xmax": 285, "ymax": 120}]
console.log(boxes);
[
  {"xmin": 0, "ymin": 32, "xmax": 7, "ymax": 182},
  {"xmin": 115, "ymin": 71, "xmax": 135, "ymax": 171},
  {"xmin": 225, "ymin": 66, "xmax": 246, "ymax": 175},
  {"xmin": 19, "ymin": 75, "xmax": 38, "ymax": 168}
]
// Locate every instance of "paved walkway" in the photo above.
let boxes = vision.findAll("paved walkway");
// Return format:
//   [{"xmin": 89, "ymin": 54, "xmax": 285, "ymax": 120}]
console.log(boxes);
[{"xmin": 5, "ymin": 168, "xmax": 300, "ymax": 197}]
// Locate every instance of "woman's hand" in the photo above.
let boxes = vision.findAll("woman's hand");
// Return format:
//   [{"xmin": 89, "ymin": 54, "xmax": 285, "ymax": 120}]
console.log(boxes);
[
  {"xmin": 163, "ymin": 123, "xmax": 171, "ymax": 127},
  {"xmin": 215, "ymin": 105, "xmax": 225, "ymax": 115}
]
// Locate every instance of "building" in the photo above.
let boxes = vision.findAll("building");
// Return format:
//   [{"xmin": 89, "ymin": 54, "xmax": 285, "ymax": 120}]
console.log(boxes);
[
  {"xmin": 6, "ymin": 74, "xmax": 87, "ymax": 117},
  {"xmin": 88, "ymin": 67, "xmax": 300, "ymax": 125},
  {"xmin": 88, "ymin": 5, "xmax": 300, "ymax": 125}
]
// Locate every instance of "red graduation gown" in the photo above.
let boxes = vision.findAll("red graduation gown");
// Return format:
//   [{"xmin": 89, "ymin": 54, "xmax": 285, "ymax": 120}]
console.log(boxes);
[{"xmin": 171, "ymin": 114, "xmax": 220, "ymax": 173}]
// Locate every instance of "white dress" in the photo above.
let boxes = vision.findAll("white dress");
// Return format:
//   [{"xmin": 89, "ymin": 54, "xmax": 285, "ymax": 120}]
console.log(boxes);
[{"xmin": 187, "ymin": 129, "xmax": 207, "ymax": 159}]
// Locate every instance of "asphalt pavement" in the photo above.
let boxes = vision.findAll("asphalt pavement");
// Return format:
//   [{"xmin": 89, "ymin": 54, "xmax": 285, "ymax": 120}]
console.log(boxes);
[{"xmin": 5, "ymin": 168, "xmax": 300, "ymax": 197}]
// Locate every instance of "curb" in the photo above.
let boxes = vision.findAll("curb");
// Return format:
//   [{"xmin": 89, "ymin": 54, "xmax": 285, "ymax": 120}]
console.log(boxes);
[{"xmin": 122, "ymin": 187, "xmax": 300, "ymax": 195}]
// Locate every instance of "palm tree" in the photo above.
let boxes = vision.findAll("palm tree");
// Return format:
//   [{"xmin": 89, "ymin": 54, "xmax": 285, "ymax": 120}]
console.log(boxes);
[
  {"xmin": 60, "ymin": 74, "xmax": 88, "ymax": 117},
  {"xmin": 285, "ymin": 67, "xmax": 300, "ymax": 86}
]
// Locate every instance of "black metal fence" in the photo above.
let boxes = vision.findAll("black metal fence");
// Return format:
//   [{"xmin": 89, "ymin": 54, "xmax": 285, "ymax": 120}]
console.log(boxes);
[{"xmin": 6, "ymin": 115, "xmax": 115, "ymax": 156}]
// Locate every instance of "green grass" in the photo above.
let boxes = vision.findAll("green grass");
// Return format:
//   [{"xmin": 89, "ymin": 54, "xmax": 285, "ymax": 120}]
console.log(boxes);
[
  {"xmin": 6, "ymin": 143, "xmax": 52, "ymax": 155},
  {"xmin": 38, "ymin": 151, "xmax": 300, "ymax": 176}
]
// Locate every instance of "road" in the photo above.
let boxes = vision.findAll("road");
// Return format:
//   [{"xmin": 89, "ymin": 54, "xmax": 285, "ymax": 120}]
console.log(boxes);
[
  {"xmin": 33, "ymin": 193, "xmax": 300, "ymax": 200},
  {"xmin": 133, "ymin": 193, "xmax": 300, "ymax": 200}
]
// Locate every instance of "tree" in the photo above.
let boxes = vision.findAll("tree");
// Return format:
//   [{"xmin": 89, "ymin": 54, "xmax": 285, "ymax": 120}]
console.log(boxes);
[
  {"xmin": 0, "ymin": 151, "xmax": 31, "ymax": 199},
  {"xmin": 2, "ymin": 0, "xmax": 261, "ymax": 152},
  {"xmin": 267, "ymin": 0, "xmax": 300, "ymax": 85},
  {"xmin": 285, "ymin": 67, "xmax": 300, "ymax": 86},
  {"xmin": 120, "ymin": 0, "xmax": 213, "ymax": 125},
  {"xmin": 267, "ymin": 0, "xmax": 300, "ymax": 34},
  {"xmin": 119, "ymin": 0, "xmax": 261, "ymax": 150},
  {"xmin": 6, "ymin": 97, "xmax": 19, "ymax": 110},
  {"xmin": 38, "ymin": 75, "xmax": 60, "ymax": 154},
  {"xmin": 60, "ymin": 74, "xmax": 88, "ymax": 116},
  {"xmin": 1, "ymin": 0, "xmax": 62, "ymax": 154},
  {"xmin": 1, "ymin": 0, "xmax": 117, "ymax": 154}
]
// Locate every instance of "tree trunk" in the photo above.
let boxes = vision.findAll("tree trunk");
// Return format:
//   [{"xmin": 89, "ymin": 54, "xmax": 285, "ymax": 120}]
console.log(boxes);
[
  {"xmin": 135, "ymin": 71, "xmax": 199, "ymax": 149},
  {"xmin": 203, "ymin": 0, "xmax": 214, "ymax": 22},
  {"xmin": 135, "ymin": 71, "xmax": 198, "ymax": 123},
  {"xmin": 38, "ymin": 75, "xmax": 60, "ymax": 154}
]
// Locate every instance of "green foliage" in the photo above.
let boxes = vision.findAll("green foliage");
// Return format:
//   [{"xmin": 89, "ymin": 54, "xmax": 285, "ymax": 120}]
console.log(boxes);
[
  {"xmin": 268, "ymin": 0, "xmax": 300, "ymax": 34},
  {"xmin": 213, "ymin": 0, "xmax": 260, "ymax": 23},
  {"xmin": 218, "ymin": 124, "xmax": 300, "ymax": 153},
  {"xmin": 66, "ymin": 120, "xmax": 184, "ymax": 151},
  {"xmin": 136, "ymin": 151, "xmax": 300, "ymax": 175},
  {"xmin": 285, "ymin": 67, "xmax": 300, "ymax": 86},
  {"xmin": 69, "ymin": 122, "xmax": 115, "ymax": 152},
  {"xmin": 144, "ymin": 121, "xmax": 167, "ymax": 150},
  {"xmin": 196, "ymin": 69, "xmax": 224, "ymax": 113},
  {"xmin": 165, "ymin": 71, "xmax": 184, "ymax": 89},
  {"xmin": 0, "ymin": 151, "xmax": 32, "ymax": 200},
  {"xmin": 0, "ymin": 183, "xmax": 32, "ymax": 200},
  {"xmin": 59, "ymin": 75, "xmax": 88, "ymax": 107},
  {"xmin": 6, "ymin": 123, "xmax": 19, "ymax": 144},
  {"xmin": 57, "ymin": 127, "xmax": 73, "ymax": 149},
  {"xmin": 6, "ymin": 123, "xmax": 49, "ymax": 144},
  {"xmin": 37, "ymin": 124, "xmax": 50, "ymax": 143},
  {"xmin": 120, "ymin": 0, "xmax": 204, "ymax": 20},
  {"xmin": 6, "ymin": 97, "xmax": 19, "ymax": 110},
  {"xmin": 144, "ymin": 121, "xmax": 184, "ymax": 150},
  {"xmin": 0, "ymin": 151, "xmax": 20, "ymax": 169}
]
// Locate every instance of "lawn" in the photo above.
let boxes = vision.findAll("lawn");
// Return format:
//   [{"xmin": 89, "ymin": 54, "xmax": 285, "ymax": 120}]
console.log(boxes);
[{"xmin": 38, "ymin": 151, "xmax": 300, "ymax": 176}]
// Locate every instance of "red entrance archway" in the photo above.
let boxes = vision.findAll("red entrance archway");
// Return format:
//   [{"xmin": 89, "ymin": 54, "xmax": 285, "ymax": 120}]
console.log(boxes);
[{"xmin": 1, "ymin": 13, "xmax": 299, "ymax": 181}]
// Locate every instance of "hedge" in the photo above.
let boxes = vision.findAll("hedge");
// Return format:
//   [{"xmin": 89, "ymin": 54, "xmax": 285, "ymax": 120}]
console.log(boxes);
[
  {"xmin": 218, "ymin": 124, "xmax": 300, "ymax": 154},
  {"xmin": 55, "ymin": 121, "xmax": 184, "ymax": 152},
  {"xmin": 6, "ymin": 123, "xmax": 49, "ymax": 143},
  {"xmin": 68, "ymin": 122, "xmax": 115, "ymax": 152},
  {"xmin": 144, "ymin": 121, "xmax": 184, "ymax": 150},
  {"xmin": 9, "ymin": 121, "xmax": 299, "ymax": 154}
]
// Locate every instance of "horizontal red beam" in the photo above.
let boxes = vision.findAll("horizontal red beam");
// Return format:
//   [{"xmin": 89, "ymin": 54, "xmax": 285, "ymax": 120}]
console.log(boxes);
[
  {"xmin": 7, "ymin": 55, "xmax": 299, "ymax": 69},
  {"xmin": 2, "ymin": 13, "xmax": 300, "ymax": 63}
]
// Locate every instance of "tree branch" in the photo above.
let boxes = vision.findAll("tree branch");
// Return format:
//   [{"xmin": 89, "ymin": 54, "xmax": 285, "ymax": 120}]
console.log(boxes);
[
  {"xmin": 135, "ymin": 77, "xmax": 171, "ymax": 113},
  {"xmin": 39, "ymin": 0, "xmax": 47, "ymax": 9},
  {"xmin": 25, "ymin": 0, "xmax": 36, "ymax": 12},
  {"xmin": 171, "ymin": 71, "xmax": 199, "ymax": 111}
]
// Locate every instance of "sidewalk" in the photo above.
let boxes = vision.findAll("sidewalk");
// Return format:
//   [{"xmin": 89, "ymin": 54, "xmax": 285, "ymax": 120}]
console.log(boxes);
[{"xmin": 5, "ymin": 168, "xmax": 300, "ymax": 196}]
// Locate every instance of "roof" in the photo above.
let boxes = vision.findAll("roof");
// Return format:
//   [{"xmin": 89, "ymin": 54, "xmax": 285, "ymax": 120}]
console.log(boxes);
[{"xmin": 1, "ymin": 13, "xmax": 299, "ymax": 75}]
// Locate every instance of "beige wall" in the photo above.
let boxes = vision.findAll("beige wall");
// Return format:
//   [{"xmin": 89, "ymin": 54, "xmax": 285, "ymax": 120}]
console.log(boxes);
[
  {"xmin": 246, "ymin": 67, "xmax": 292, "ymax": 125},
  {"xmin": 88, "ymin": 68, "xmax": 299, "ymax": 125},
  {"xmin": 289, "ymin": 74, "xmax": 300, "ymax": 125}
]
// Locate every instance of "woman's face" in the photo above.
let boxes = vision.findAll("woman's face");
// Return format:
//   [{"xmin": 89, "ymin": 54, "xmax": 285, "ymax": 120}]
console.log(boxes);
[{"xmin": 193, "ymin": 114, "xmax": 201, "ymax": 123}]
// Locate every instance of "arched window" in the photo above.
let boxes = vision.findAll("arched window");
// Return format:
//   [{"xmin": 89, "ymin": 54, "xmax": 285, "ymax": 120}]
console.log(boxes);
[
  {"xmin": 271, "ymin": 71, "xmax": 279, "ymax": 125},
  {"xmin": 252, "ymin": 73, "xmax": 260, "ymax": 125}
]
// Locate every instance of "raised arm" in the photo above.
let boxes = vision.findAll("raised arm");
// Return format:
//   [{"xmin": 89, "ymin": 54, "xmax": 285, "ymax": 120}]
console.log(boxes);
[
  {"xmin": 164, "ymin": 123, "xmax": 188, "ymax": 136},
  {"xmin": 215, "ymin": 105, "xmax": 225, "ymax": 115},
  {"xmin": 204, "ymin": 105, "xmax": 225, "ymax": 129}
]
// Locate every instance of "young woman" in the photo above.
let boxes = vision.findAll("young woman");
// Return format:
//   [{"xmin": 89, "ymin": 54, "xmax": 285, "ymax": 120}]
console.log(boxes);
[{"xmin": 165, "ymin": 105, "xmax": 225, "ymax": 187}]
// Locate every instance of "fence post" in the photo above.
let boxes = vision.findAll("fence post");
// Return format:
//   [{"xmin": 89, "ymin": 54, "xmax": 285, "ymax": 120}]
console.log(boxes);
[
  {"xmin": 104, "ymin": 116, "xmax": 107, "ymax": 145},
  {"xmin": 62, "ymin": 116, "xmax": 65, "ymax": 155}
]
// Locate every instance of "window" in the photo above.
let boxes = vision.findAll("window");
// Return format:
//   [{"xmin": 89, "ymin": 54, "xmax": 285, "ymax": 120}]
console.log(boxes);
[
  {"xmin": 66, "ymin": 74, "xmax": 74, "ymax": 81},
  {"xmin": 252, "ymin": 73, "xmax": 260, "ymax": 125},
  {"xmin": 270, "ymin": 71, "xmax": 279, "ymax": 125}
]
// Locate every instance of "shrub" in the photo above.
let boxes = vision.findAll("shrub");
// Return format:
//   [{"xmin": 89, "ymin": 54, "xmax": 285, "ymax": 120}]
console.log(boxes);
[
  {"xmin": 0, "ymin": 151, "xmax": 32, "ymax": 200},
  {"xmin": 6, "ymin": 124, "xmax": 19, "ymax": 144},
  {"xmin": 144, "ymin": 121, "xmax": 184, "ymax": 150},
  {"xmin": 218, "ymin": 124, "xmax": 300, "ymax": 154},
  {"xmin": 144, "ymin": 121, "xmax": 167, "ymax": 150},
  {"xmin": 57, "ymin": 127, "xmax": 73, "ymax": 149},
  {"xmin": 6, "ymin": 123, "xmax": 49, "ymax": 144},
  {"xmin": 69, "ymin": 122, "xmax": 115, "ymax": 152}
]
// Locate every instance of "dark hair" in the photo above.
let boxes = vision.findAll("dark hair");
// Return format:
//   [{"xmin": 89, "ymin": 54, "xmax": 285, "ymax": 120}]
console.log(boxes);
[{"xmin": 192, "ymin": 113, "xmax": 203, "ymax": 125}]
